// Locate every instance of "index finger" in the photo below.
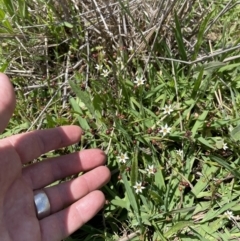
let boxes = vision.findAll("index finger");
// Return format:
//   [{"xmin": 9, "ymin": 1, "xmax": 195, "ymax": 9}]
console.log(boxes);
[{"xmin": 2, "ymin": 125, "xmax": 82, "ymax": 164}]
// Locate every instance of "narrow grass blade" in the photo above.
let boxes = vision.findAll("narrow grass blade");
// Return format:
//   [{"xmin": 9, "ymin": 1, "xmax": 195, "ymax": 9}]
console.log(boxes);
[
  {"xmin": 121, "ymin": 172, "xmax": 140, "ymax": 221},
  {"xmin": 197, "ymin": 137, "xmax": 215, "ymax": 149},
  {"xmin": 3, "ymin": 0, "xmax": 14, "ymax": 16},
  {"xmin": 192, "ymin": 12, "xmax": 213, "ymax": 60},
  {"xmin": 191, "ymin": 68, "xmax": 204, "ymax": 99},
  {"xmin": 18, "ymin": 0, "xmax": 28, "ymax": 18},
  {"xmin": 191, "ymin": 110, "xmax": 209, "ymax": 137},
  {"xmin": 130, "ymin": 148, "xmax": 138, "ymax": 186},
  {"xmin": 218, "ymin": 63, "xmax": 240, "ymax": 72},
  {"xmin": 210, "ymin": 155, "xmax": 240, "ymax": 180},
  {"xmin": 173, "ymin": 11, "xmax": 187, "ymax": 61}
]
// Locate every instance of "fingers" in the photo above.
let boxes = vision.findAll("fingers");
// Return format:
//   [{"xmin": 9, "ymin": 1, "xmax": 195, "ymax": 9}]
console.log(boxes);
[
  {"xmin": 44, "ymin": 166, "xmax": 110, "ymax": 213},
  {"xmin": 40, "ymin": 190, "xmax": 105, "ymax": 241},
  {"xmin": 23, "ymin": 149, "xmax": 107, "ymax": 189},
  {"xmin": 2, "ymin": 125, "xmax": 82, "ymax": 164},
  {"xmin": 0, "ymin": 73, "xmax": 16, "ymax": 133}
]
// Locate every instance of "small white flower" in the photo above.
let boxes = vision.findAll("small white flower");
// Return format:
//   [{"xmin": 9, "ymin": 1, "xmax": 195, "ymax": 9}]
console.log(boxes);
[
  {"xmin": 101, "ymin": 69, "xmax": 110, "ymax": 77},
  {"xmin": 116, "ymin": 57, "xmax": 122, "ymax": 64},
  {"xmin": 225, "ymin": 210, "xmax": 234, "ymax": 220},
  {"xmin": 146, "ymin": 165, "xmax": 155, "ymax": 175},
  {"xmin": 176, "ymin": 149, "xmax": 183, "ymax": 158},
  {"xmin": 223, "ymin": 142, "xmax": 228, "ymax": 150},
  {"xmin": 117, "ymin": 153, "xmax": 129, "ymax": 164},
  {"xmin": 134, "ymin": 76, "xmax": 146, "ymax": 86},
  {"xmin": 133, "ymin": 182, "xmax": 145, "ymax": 194},
  {"xmin": 95, "ymin": 64, "xmax": 103, "ymax": 71},
  {"xmin": 162, "ymin": 105, "xmax": 174, "ymax": 115},
  {"xmin": 159, "ymin": 124, "xmax": 171, "ymax": 136},
  {"xmin": 128, "ymin": 46, "xmax": 133, "ymax": 51}
]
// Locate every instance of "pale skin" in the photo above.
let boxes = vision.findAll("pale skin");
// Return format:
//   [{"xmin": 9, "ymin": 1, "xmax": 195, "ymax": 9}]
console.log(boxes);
[{"xmin": 0, "ymin": 73, "xmax": 111, "ymax": 241}]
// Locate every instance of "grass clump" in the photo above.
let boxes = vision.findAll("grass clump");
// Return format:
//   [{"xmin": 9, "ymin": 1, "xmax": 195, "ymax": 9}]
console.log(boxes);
[{"xmin": 1, "ymin": 0, "xmax": 240, "ymax": 240}]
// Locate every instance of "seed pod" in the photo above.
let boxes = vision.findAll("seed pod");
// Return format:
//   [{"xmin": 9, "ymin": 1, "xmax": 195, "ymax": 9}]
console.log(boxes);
[
  {"xmin": 147, "ymin": 128, "xmax": 152, "ymax": 134},
  {"xmin": 151, "ymin": 139, "xmax": 157, "ymax": 145}
]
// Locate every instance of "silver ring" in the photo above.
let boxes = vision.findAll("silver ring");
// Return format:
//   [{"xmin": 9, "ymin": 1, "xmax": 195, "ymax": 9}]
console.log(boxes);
[{"xmin": 34, "ymin": 190, "xmax": 51, "ymax": 220}]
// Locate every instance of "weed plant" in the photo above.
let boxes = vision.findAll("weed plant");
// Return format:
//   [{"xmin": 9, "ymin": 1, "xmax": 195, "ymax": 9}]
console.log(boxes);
[{"xmin": 1, "ymin": 0, "xmax": 240, "ymax": 240}]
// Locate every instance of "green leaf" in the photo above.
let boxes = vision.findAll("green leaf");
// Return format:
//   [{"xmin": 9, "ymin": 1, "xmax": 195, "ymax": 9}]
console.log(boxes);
[
  {"xmin": 210, "ymin": 155, "xmax": 240, "ymax": 180},
  {"xmin": 192, "ymin": 163, "xmax": 218, "ymax": 197},
  {"xmin": 218, "ymin": 63, "xmax": 240, "ymax": 72},
  {"xmin": 69, "ymin": 80, "xmax": 95, "ymax": 117},
  {"xmin": 0, "ymin": 122, "xmax": 30, "ymax": 138},
  {"xmin": 191, "ymin": 68, "xmax": 204, "ymax": 99},
  {"xmin": 230, "ymin": 125, "xmax": 240, "ymax": 141},
  {"xmin": 164, "ymin": 221, "xmax": 194, "ymax": 238},
  {"xmin": 111, "ymin": 196, "xmax": 129, "ymax": 209},
  {"xmin": 191, "ymin": 110, "xmax": 209, "ymax": 137},
  {"xmin": 63, "ymin": 21, "xmax": 73, "ymax": 28},
  {"xmin": 173, "ymin": 11, "xmax": 187, "ymax": 61},
  {"xmin": 144, "ymin": 84, "xmax": 164, "ymax": 99},
  {"xmin": 3, "ymin": 0, "xmax": 15, "ymax": 16},
  {"xmin": 197, "ymin": 137, "xmax": 215, "ymax": 149},
  {"xmin": 69, "ymin": 98, "xmax": 90, "ymax": 130},
  {"xmin": 192, "ymin": 11, "xmax": 213, "ymax": 60},
  {"xmin": 121, "ymin": 173, "xmax": 140, "ymax": 221},
  {"xmin": 130, "ymin": 148, "xmax": 138, "ymax": 186},
  {"xmin": 18, "ymin": 0, "xmax": 28, "ymax": 18}
]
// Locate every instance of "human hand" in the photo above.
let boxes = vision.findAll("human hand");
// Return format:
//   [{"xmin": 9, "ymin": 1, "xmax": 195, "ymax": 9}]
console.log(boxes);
[{"xmin": 0, "ymin": 73, "xmax": 111, "ymax": 241}]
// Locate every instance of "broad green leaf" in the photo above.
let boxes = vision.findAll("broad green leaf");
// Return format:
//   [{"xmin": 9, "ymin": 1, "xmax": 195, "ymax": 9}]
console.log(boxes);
[
  {"xmin": 63, "ymin": 21, "xmax": 73, "ymax": 28},
  {"xmin": 69, "ymin": 97, "xmax": 90, "ymax": 130},
  {"xmin": 191, "ymin": 110, "xmax": 209, "ymax": 137},
  {"xmin": 69, "ymin": 80, "xmax": 95, "ymax": 117},
  {"xmin": 230, "ymin": 125, "xmax": 240, "ymax": 141},
  {"xmin": 218, "ymin": 63, "xmax": 240, "ymax": 72},
  {"xmin": 197, "ymin": 137, "xmax": 215, "ymax": 149},
  {"xmin": 164, "ymin": 221, "xmax": 194, "ymax": 238},
  {"xmin": 111, "ymin": 197, "xmax": 129, "ymax": 209}
]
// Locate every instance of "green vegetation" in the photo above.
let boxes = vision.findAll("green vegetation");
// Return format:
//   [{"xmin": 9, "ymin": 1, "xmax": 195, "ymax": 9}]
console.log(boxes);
[{"xmin": 1, "ymin": 0, "xmax": 240, "ymax": 240}]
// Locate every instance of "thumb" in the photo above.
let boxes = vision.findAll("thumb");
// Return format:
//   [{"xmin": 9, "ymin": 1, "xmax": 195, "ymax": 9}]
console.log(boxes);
[{"xmin": 0, "ymin": 73, "xmax": 16, "ymax": 134}]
